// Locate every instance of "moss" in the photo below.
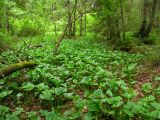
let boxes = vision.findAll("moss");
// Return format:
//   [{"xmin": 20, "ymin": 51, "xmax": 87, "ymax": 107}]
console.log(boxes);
[{"xmin": 0, "ymin": 61, "xmax": 37, "ymax": 79}]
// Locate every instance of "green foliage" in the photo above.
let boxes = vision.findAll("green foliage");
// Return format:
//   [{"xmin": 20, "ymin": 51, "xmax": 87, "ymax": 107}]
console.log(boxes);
[
  {"xmin": 36, "ymin": 83, "xmax": 49, "ymax": 91},
  {"xmin": 2, "ymin": 37, "xmax": 159, "ymax": 120},
  {"xmin": 0, "ymin": 31, "xmax": 12, "ymax": 51},
  {"xmin": 22, "ymin": 83, "xmax": 35, "ymax": 91},
  {"xmin": 0, "ymin": 106, "xmax": 24, "ymax": 119},
  {"xmin": 0, "ymin": 0, "xmax": 160, "ymax": 119},
  {"xmin": 27, "ymin": 111, "xmax": 40, "ymax": 120},
  {"xmin": 0, "ymin": 90, "xmax": 12, "ymax": 99},
  {"xmin": 40, "ymin": 90, "xmax": 54, "ymax": 100},
  {"xmin": 142, "ymin": 45, "xmax": 160, "ymax": 66},
  {"xmin": 142, "ymin": 31, "xmax": 159, "ymax": 45},
  {"xmin": 55, "ymin": 87, "xmax": 67, "ymax": 96},
  {"xmin": 0, "ymin": 105, "xmax": 9, "ymax": 116},
  {"xmin": 142, "ymin": 83, "xmax": 153, "ymax": 93},
  {"xmin": 115, "ymin": 34, "xmax": 139, "ymax": 52},
  {"xmin": 17, "ymin": 19, "xmax": 43, "ymax": 37},
  {"xmin": 40, "ymin": 109, "xmax": 66, "ymax": 120}
]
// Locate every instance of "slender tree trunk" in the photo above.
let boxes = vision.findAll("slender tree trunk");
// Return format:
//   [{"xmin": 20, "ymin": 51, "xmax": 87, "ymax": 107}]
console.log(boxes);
[
  {"xmin": 52, "ymin": 4, "xmax": 57, "ymax": 36},
  {"xmin": 54, "ymin": 22, "xmax": 57, "ymax": 36},
  {"xmin": 67, "ymin": 0, "xmax": 72, "ymax": 38},
  {"xmin": 0, "ymin": 1, "xmax": 3, "ymax": 30},
  {"xmin": 120, "ymin": 0, "xmax": 125, "ymax": 40},
  {"xmin": 80, "ymin": 13, "xmax": 83, "ymax": 36},
  {"xmin": 72, "ymin": 0, "xmax": 77, "ymax": 36},
  {"xmin": 84, "ymin": 5, "xmax": 87, "ymax": 36},
  {"xmin": 156, "ymin": 12, "xmax": 159, "ymax": 32},
  {"xmin": 0, "ymin": 2, "xmax": 1, "ymax": 29},
  {"xmin": 54, "ymin": 2, "xmax": 81, "ymax": 54},
  {"xmin": 0, "ymin": 17, "xmax": 2, "ymax": 30},
  {"xmin": 6, "ymin": 15, "xmax": 9, "ymax": 31}
]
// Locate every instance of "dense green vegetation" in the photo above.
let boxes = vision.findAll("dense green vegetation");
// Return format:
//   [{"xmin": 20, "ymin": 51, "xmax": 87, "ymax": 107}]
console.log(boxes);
[{"xmin": 0, "ymin": 0, "xmax": 160, "ymax": 120}]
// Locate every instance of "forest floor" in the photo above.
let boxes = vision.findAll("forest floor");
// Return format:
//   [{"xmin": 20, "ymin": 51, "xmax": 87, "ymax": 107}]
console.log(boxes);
[
  {"xmin": 0, "ymin": 36, "xmax": 160, "ymax": 119},
  {"xmin": 135, "ymin": 65, "xmax": 160, "ymax": 98}
]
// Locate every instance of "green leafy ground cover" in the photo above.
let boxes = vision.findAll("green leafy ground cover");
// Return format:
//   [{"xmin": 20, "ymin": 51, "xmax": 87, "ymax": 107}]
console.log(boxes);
[{"xmin": 0, "ymin": 37, "xmax": 160, "ymax": 120}]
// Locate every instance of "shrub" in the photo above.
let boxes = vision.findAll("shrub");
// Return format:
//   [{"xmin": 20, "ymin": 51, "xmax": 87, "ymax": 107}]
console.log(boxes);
[
  {"xmin": 141, "ymin": 37, "xmax": 156, "ymax": 45},
  {"xmin": 0, "ymin": 31, "xmax": 11, "ymax": 52},
  {"xmin": 17, "ymin": 20, "xmax": 43, "ymax": 37},
  {"xmin": 142, "ymin": 45, "xmax": 160, "ymax": 66},
  {"xmin": 115, "ymin": 37, "xmax": 138, "ymax": 52}
]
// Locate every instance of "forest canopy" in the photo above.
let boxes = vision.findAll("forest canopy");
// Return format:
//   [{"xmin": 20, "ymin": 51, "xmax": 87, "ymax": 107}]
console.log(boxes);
[{"xmin": 0, "ymin": 0, "xmax": 160, "ymax": 120}]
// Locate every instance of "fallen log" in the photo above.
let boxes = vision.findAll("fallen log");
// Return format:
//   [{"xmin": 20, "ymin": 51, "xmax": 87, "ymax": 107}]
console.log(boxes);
[{"xmin": 0, "ymin": 61, "xmax": 37, "ymax": 79}]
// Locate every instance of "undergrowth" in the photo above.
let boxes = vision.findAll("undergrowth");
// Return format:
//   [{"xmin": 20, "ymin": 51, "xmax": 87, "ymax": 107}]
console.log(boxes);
[{"xmin": 0, "ymin": 37, "xmax": 160, "ymax": 120}]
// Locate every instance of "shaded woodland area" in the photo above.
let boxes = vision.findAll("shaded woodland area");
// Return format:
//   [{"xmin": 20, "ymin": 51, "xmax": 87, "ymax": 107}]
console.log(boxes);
[{"xmin": 0, "ymin": 0, "xmax": 160, "ymax": 119}]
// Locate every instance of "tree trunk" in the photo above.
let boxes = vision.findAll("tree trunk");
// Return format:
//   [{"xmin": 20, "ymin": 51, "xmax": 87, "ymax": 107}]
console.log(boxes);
[
  {"xmin": 139, "ymin": 0, "xmax": 149, "ymax": 38},
  {"xmin": 144, "ymin": 0, "xmax": 157, "ymax": 37},
  {"xmin": 54, "ymin": 21, "xmax": 57, "ymax": 36},
  {"xmin": 51, "ymin": 4, "xmax": 57, "ymax": 36},
  {"xmin": 139, "ymin": 0, "xmax": 157, "ymax": 38},
  {"xmin": 84, "ymin": 5, "xmax": 87, "ymax": 36},
  {"xmin": 53, "ymin": 1, "xmax": 80, "ymax": 54},
  {"xmin": 6, "ymin": 15, "xmax": 9, "ymax": 31},
  {"xmin": 120, "ymin": 0, "xmax": 125, "ymax": 40},
  {"xmin": 0, "ymin": 17, "xmax": 2, "ymax": 29},
  {"xmin": 72, "ymin": 0, "xmax": 77, "ymax": 37},
  {"xmin": 67, "ymin": 0, "xmax": 72, "ymax": 38},
  {"xmin": 156, "ymin": 1, "xmax": 160, "ymax": 33},
  {"xmin": 80, "ymin": 13, "xmax": 83, "ymax": 36},
  {"xmin": 0, "ymin": 61, "xmax": 37, "ymax": 79}
]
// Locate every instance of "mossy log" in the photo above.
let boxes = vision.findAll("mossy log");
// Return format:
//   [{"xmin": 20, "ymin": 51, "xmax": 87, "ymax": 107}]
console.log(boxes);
[{"xmin": 0, "ymin": 61, "xmax": 37, "ymax": 79}]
